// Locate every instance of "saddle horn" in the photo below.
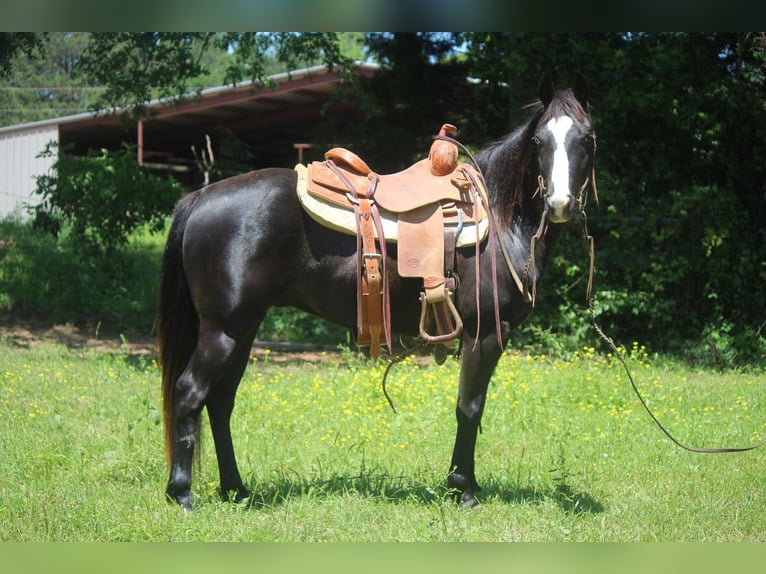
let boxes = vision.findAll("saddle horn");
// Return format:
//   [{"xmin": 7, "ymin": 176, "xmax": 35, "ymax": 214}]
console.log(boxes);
[{"xmin": 429, "ymin": 124, "xmax": 459, "ymax": 176}]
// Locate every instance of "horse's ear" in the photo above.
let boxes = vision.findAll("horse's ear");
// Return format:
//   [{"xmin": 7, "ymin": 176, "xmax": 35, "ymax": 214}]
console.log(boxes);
[
  {"xmin": 538, "ymin": 73, "xmax": 555, "ymax": 108},
  {"xmin": 573, "ymin": 71, "xmax": 589, "ymax": 109}
]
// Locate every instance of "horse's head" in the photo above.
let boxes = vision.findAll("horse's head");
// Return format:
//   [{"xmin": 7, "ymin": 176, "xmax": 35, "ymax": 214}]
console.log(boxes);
[{"xmin": 533, "ymin": 73, "xmax": 596, "ymax": 223}]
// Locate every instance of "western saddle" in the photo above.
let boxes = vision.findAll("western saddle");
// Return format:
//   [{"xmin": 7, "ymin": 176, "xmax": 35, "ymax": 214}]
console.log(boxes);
[{"xmin": 295, "ymin": 124, "xmax": 489, "ymax": 360}]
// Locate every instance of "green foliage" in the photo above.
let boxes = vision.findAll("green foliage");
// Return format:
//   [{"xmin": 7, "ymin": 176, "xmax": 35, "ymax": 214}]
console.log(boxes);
[
  {"xmin": 32, "ymin": 142, "xmax": 181, "ymax": 254},
  {"xmin": 257, "ymin": 307, "xmax": 348, "ymax": 345},
  {"xmin": 0, "ymin": 217, "xmax": 349, "ymax": 343},
  {"xmin": 76, "ymin": 33, "xmax": 353, "ymax": 119},
  {"xmin": 0, "ymin": 218, "xmax": 164, "ymax": 335},
  {"xmin": 2, "ymin": 33, "xmax": 355, "ymax": 126},
  {"xmin": 0, "ymin": 32, "xmax": 43, "ymax": 79},
  {"xmin": 76, "ymin": 33, "xmax": 213, "ymax": 119},
  {"xmin": 435, "ymin": 32, "xmax": 766, "ymax": 366},
  {"xmin": 0, "ymin": 33, "xmax": 98, "ymax": 126}
]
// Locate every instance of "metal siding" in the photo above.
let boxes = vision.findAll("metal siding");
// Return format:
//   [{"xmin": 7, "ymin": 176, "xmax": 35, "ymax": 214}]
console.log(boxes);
[{"xmin": 0, "ymin": 124, "xmax": 59, "ymax": 219}]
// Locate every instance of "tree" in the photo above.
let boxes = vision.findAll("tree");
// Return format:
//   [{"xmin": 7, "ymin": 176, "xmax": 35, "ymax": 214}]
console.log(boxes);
[
  {"xmin": 4, "ymin": 32, "xmax": 764, "ymax": 360},
  {"xmin": 75, "ymin": 33, "xmax": 354, "ymax": 120},
  {"xmin": 0, "ymin": 33, "xmax": 44, "ymax": 79},
  {"xmin": 450, "ymin": 32, "xmax": 766, "ymax": 362},
  {"xmin": 0, "ymin": 33, "xmax": 98, "ymax": 126},
  {"xmin": 1, "ymin": 33, "xmax": 357, "ymax": 125}
]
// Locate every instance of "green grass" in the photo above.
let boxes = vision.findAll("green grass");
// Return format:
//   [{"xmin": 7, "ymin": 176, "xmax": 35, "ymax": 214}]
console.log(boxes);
[{"xmin": 1, "ymin": 338, "xmax": 765, "ymax": 541}]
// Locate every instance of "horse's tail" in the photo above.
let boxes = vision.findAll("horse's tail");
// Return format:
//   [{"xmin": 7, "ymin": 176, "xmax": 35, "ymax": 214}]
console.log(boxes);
[{"xmin": 157, "ymin": 191, "xmax": 201, "ymax": 472}]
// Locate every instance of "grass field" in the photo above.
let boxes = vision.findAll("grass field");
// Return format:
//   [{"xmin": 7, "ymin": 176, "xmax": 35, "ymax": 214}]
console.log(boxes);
[{"xmin": 1, "ymin": 336, "xmax": 765, "ymax": 542}]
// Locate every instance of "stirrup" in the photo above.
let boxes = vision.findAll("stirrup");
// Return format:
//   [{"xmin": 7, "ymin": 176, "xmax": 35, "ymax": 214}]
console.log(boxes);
[{"xmin": 418, "ymin": 290, "xmax": 462, "ymax": 344}]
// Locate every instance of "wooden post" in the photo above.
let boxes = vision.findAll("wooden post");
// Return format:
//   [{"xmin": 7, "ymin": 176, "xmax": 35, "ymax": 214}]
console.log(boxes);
[
  {"xmin": 293, "ymin": 143, "xmax": 312, "ymax": 164},
  {"xmin": 137, "ymin": 119, "xmax": 144, "ymax": 165}
]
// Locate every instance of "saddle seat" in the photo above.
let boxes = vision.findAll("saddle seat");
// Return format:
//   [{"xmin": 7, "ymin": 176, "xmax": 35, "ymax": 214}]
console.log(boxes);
[
  {"xmin": 312, "ymin": 148, "xmax": 476, "ymax": 213},
  {"xmin": 295, "ymin": 124, "xmax": 490, "ymax": 360}
]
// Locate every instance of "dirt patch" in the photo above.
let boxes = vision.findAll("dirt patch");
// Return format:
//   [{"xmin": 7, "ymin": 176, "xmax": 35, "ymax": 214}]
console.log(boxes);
[
  {"xmin": 0, "ymin": 320, "xmax": 157, "ymax": 355},
  {"xmin": 0, "ymin": 319, "xmax": 447, "ymax": 366},
  {"xmin": 0, "ymin": 319, "xmax": 343, "ymax": 363}
]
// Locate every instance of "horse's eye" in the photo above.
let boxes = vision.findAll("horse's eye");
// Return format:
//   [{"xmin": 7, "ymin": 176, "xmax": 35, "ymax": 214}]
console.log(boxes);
[{"xmin": 532, "ymin": 136, "xmax": 541, "ymax": 146}]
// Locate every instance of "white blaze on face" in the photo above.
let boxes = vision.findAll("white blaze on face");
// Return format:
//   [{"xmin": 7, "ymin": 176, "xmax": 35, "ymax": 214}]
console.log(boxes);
[{"xmin": 545, "ymin": 115, "xmax": 574, "ymax": 221}]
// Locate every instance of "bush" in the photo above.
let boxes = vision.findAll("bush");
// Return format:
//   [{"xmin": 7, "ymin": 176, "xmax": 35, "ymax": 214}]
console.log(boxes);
[
  {"xmin": 511, "ymin": 182, "xmax": 766, "ymax": 368},
  {"xmin": 32, "ymin": 142, "xmax": 182, "ymax": 254},
  {"xmin": 0, "ymin": 219, "xmax": 166, "ymax": 335},
  {"xmin": 0, "ymin": 217, "xmax": 350, "ymax": 344}
]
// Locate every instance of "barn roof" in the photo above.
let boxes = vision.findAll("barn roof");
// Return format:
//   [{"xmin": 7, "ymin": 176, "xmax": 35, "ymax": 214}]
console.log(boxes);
[{"xmin": 0, "ymin": 62, "xmax": 379, "ymax": 172}]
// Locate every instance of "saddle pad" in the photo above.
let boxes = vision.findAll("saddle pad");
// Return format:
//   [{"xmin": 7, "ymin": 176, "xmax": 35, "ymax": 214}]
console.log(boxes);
[{"xmin": 295, "ymin": 164, "xmax": 489, "ymax": 247}]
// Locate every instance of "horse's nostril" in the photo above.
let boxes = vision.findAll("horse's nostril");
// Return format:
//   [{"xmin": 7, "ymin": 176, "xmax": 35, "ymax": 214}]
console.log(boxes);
[{"xmin": 547, "ymin": 195, "xmax": 575, "ymax": 223}]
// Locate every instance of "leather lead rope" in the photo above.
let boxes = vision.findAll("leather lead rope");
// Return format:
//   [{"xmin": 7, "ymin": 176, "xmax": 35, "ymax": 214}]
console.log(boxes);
[{"xmin": 579, "ymin": 196, "xmax": 766, "ymax": 453}]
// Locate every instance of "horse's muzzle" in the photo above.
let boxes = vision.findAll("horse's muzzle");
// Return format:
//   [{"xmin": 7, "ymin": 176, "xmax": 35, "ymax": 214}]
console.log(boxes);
[{"xmin": 546, "ymin": 194, "xmax": 575, "ymax": 223}]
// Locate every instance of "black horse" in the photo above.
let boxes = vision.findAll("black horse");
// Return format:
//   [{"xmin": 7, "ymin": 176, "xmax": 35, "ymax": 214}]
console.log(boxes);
[{"xmin": 157, "ymin": 73, "xmax": 596, "ymax": 511}]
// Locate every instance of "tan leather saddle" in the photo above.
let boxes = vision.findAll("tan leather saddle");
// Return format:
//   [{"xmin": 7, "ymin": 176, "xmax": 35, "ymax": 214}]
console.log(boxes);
[{"xmin": 295, "ymin": 124, "xmax": 489, "ymax": 359}]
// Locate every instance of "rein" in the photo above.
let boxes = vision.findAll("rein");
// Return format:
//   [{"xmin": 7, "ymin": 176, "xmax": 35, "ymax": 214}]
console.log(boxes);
[
  {"xmin": 436, "ymin": 134, "xmax": 539, "ymax": 349},
  {"xmin": 577, "ymin": 176, "xmax": 766, "ymax": 454}
]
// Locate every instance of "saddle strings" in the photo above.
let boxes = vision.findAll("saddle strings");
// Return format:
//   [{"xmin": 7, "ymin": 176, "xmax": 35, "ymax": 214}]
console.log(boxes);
[{"xmin": 442, "ymin": 133, "xmax": 545, "ymax": 307}]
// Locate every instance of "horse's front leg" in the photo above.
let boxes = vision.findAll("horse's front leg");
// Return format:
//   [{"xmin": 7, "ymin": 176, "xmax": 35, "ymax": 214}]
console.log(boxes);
[{"xmin": 447, "ymin": 331, "xmax": 504, "ymax": 508}]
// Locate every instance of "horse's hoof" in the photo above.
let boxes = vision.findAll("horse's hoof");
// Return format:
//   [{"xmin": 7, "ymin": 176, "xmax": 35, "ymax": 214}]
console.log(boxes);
[
  {"xmin": 447, "ymin": 472, "xmax": 481, "ymax": 508},
  {"xmin": 167, "ymin": 491, "xmax": 193, "ymax": 513},
  {"xmin": 459, "ymin": 492, "xmax": 481, "ymax": 509},
  {"xmin": 221, "ymin": 486, "xmax": 251, "ymax": 504}
]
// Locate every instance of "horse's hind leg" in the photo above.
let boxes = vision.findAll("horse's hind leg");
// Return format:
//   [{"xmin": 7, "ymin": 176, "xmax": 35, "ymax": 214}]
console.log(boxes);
[
  {"xmin": 166, "ymin": 327, "xmax": 246, "ymax": 511},
  {"xmin": 206, "ymin": 340, "xmax": 253, "ymax": 503}
]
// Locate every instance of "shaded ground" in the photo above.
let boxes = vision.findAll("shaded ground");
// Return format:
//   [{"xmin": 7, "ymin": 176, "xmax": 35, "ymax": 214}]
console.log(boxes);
[
  {"xmin": 0, "ymin": 319, "xmax": 155, "ymax": 354},
  {"xmin": 0, "ymin": 319, "xmax": 342, "ymax": 363}
]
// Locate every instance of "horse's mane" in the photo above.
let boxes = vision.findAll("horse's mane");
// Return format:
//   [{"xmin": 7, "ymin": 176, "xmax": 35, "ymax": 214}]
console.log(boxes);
[{"xmin": 474, "ymin": 89, "xmax": 589, "ymax": 224}]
